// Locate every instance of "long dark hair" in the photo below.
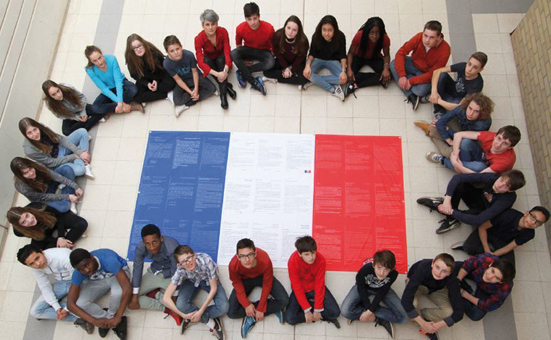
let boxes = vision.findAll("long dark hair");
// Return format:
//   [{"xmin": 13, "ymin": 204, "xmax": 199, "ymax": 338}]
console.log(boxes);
[
  {"xmin": 311, "ymin": 15, "xmax": 345, "ymax": 55},
  {"xmin": 19, "ymin": 117, "xmax": 59, "ymax": 154},
  {"xmin": 42, "ymin": 80, "xmax": 84, "ymax": 118},
  {"xmin": 125, "ymin": 33, "xmax": 164, "ymax": 79},
  {"xmin": 358, "ymin": 17, "xmax": 387, "ymax": 57},
  {"xmin": 10, "ymin": 157, "xmax": 52, "ymax": 192},
  {"xmin": 7, "ymin": 205, "xmax": 56, "ymax": 240},
  {"xmin": 84, "ymin": 45, "xmax": 103, "ymax": 69},
  {"xmin": 275, "ymin": 15, "xmax": 309, "ymax": 56}
]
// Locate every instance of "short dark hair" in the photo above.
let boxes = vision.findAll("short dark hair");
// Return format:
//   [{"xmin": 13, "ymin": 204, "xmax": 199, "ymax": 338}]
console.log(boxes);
[
  {"xmin": 434, "ymin": 253, "xmax": 455, "ymax": 271},
  {"xmin": 492, "ymin": 258, "xmax": 515, "ymax": 283},
  {"xmin": 243, "ymin": 2, "xmax": 260, "ymax": 17},
  {"xmin": 496, "ymin": 125, "xmax": 521, "ymax": 147},
  {"xmin": 174, "ymin": 245, "xmax": 194, "ymax": 258},
  {"xmin": 141, "ymin": 224, "xmax": 161, "ymax": 239},
  {"xmin": 295, "ymin": 236, "xmax": 317, "ymax": 253},
  {"xmin": 373, "ymin": 249, "xmax": 396, "ymax": 270},
  {"xmin": 424, "ymin": 20, "xmax": 442, "ymax": 35},
  {"xmin": 531, "ymin": 206, "xmax": 551, "ymax": 222},
  {"xmin": 502, "ymin": 169, "xmax": 526, "ymax": 191},
  {"xmin": 236, "ymin": 238, "xmax": 255, "ymax": 253},
  {"xmin": 470, "ymin": 51, "xmax": 488, "ymax": 68},
  {"xmin": 70, "ymin": 248, "xmax": 91, "ymax": 268},
  {"xmin": 163, "ymin": 35, "xmax": 181, "ymax": 51},
  {"xmin": 17, "ymin": 244, "xmax": 42, "ymax": 265}
]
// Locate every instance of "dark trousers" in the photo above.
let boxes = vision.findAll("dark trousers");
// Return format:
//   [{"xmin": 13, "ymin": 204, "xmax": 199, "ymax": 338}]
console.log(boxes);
[
  {"xmin": 263, "ymin": 62, "xmax": 308, "ymax": 85},
  {"xmin": 351, "ymin": 55, "xmax": 384, "ymax": 88},
  {"xmin": 284, "ymin": 288, "xmax": 341, "ymax": 325},
  {"xmin": 57, "ymin": 211, "xmax": 88, "ymax": 243},
  {"xmin": 61, "ymin": 105, "xmax": 105, "ymax": 136},
  {"xmin": 451, "ymin": 182, "xmax": 486, "ymax": 214},
  {"xmin": 227, "ymin": 276, "xmax": 289, "ymax": 319},
  {"xmin": 133, "ymin": 73, "xmax": 176, "ymax": 103},
  {"xmin": 92, "ymin": 78, "xmax": 138, "ymax": 114},
  {"xmin": 459, "ymin": 277, "xmax": 489, "ymax": 321},
  {"xmin": 437, "ymin": 73, "xmax": 463, "ymax": 104},
  {"xmin": 173, "ymin": 76, "xmax": 216, "ymax": 106},
  {"xmin": 463, "ymin": 227, "xmax": 516, "ymax": 266},
  {"xmin": 230, "ymin": 46, "xmax": 275, "ymax": 84},
  {"xmin": 204, "ymin": 55, "xmax": 229, "ymax": 95}
]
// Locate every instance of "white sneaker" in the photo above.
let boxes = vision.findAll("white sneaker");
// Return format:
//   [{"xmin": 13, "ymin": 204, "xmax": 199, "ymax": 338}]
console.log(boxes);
[
  {"xmin": 332, "ymin": 86, "xmax": 345, "ymax": 101},
  {"xmin": 262, "ymin": 76, "xmax": 277, "ymax": 84},
  {"xmin": 174, "ymin": 105, "xmax": 189, "ymax": 117},
  {"xmin": 84, "ymin": 165, "xmax": 95, "ymax": 180},
  {"xmin": 166, "ymin": 91, "xmax": 174, "ymax": 104},
  {"xmin": 99, "ymin": 118, "xmax": 106, "ymax": 123},
  {"xmin": 70, "ymin": 202, "xmax": 78, "ymax": 214},
  {"xmin": 303, "ymin": 81, "xmax": 314, "ymax": 90},
  {"xmin": 142, "ymin": 102, "xmax": 147, "ymax": 108},
  {"xmin": 88, "ymin": 134, "xmax": 92, "ymax": 141},
  {"xmin": 298, "ymin": 85, "xmax": 302, "ymax": 91}
]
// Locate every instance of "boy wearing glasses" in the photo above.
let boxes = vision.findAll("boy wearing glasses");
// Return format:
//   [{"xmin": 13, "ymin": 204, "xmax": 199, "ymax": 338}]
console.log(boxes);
[
  {"xmin": 417, "ymin": 170, "xmax": 526, "ymax": 234},
  {"xmin": 285, "ymin": 236, "xmax": 341, "ymax": 329},
  {"xmin": 452, "ymin": 206, "xmax": 550, "ymax": 267},
  {"xmin": 227, "ymin": 238, "xmax": 289, "ymax": 338},
  {"xmin": 401, "ymin": 253, "xmax": 463, "ymax": 340},
  {"xmin": 162, "ymin": 245, "xmax": 228, "ymax": 338}
]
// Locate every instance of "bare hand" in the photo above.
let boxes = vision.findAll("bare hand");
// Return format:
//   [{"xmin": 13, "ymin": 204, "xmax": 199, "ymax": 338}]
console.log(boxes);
[
  {"xmin": 359, "ymin": 310, "xmax": 376, "ymax": 322},
  {"xmin": 190, "ymin": 311, "xmax": 202, "ymax": 323},
  {"xmin": 313, "ymin": 311, "xmax": 322, "ymax": 322},
  {"xmin": 303, "ymin": 65, "xmax": 311, "ymax": 79},
  {"xmin": 69, "ymin": 194, "xmax": 79, "ymax": 203},
  {"xmin": 148, "ymin": 80, "xmax": 158, "ymax": 92},
  {"xmin": 115, "ymin": 102, "xmax": 125, "ymax": 114},
  {"xmin": 282, "ymin": 67, "xmax": 292, "ymax": 79},
  {"xmin": 255, "ymin": 310, "xmax": 265, "ymax": 321},
  {"xmin": 398, "ymin": 76, "xmax": 408, "ymax": 90},
  {"xmin": 347, "ymin": 69, "xmax": 355, "ymax": 82},
  {"xmin": 78, "ymin": 116, "xmax": 88, "ymax": 122},
  {"xmin": 75, "ymin": 188, "xmax": 84, "ymax": 198},
  {"xmin": 217, "ymin": 71, "xmax": 228, "ymax": 82},
  {"xmin": 79, "ymin": 151, "xmax": 91, "ymax": 164},
  {"xmin": 94, "ymin": 318, "xmax": 111, "ymax": 328},
  {"xmin": 380, "ymin": 68, "xmax": 391, "ymax": 84},
  {"xmin": 128, "ymin": 298, "xmax": 140, "ymax": 310},
  {"xmin": 245, "ymin": 304, "xmax": 256, "ymax": 318},
  {"xmin": 339, "ymin": 71, "xmax": 347, "ymax": 84},
  {"xmin": 429, "ymin": 92, "xmax": 440, "ymax": 104},
  {"xmin": 430, "ymin": 119, "xmax": 438, "ymax": 127},
  {"xmin": 56, "ymin": 308, "xmax": 69, "ymax": 320},
  {"xmin": 190, "ymin": 89, "xmax": 200, "ymax": 101},
  {"xmin": 421, "ymin": 320, "xmax": 438, "ymax": 334},
  {"xmin": 106, "ymin": 315, "xmax": 121, "ymax": 329},
  {"xmin": 304, "ymin": 311, "xmax": 314, "ymax": 323},
  {"xmin": 57, "ymin": 237, "xmax": 74, "ymax": 248},
  {"xmin": 438, "ymin": 202, "xmax": 453, "ymax": 215}
]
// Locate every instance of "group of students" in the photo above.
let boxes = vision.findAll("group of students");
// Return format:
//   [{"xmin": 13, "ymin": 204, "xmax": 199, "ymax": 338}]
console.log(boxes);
[
  {"xmin": 16, "ymin": 226, "xmax": 525, "ymax": 340},
  {"xmin": 5, "ymin": 2, "xmax": 550, "ymax": 340}
]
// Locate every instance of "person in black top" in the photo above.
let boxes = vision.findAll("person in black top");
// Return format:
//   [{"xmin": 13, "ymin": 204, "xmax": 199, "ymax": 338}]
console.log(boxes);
[
  {"xmin": 303, "ymin": 15, "xmax": 347, "ymax": 100},
  {"xmin": 340, "ymin": 250, "xmax": 407, "ymax": 338},
  {"xmin": 417, "ymin": 170, "xmax": 526, "ymax": 234},
  {"xmin": 7, "ymin": 202, "xmax": 87, "ymax": 249},
  {"xmin": 125, "ymin": 34, "xmax": 176, "ymax": 104},
  {"xmin": 454, "ymin": 206, "xmax": 550, "ymax": 266},
  {"xmin": 263, "ymin": 15, "xmax": 309, "ymax": 87},
  {"xmin": 401, "ymin": 254, "xmax": 463, "ymax": 340}
]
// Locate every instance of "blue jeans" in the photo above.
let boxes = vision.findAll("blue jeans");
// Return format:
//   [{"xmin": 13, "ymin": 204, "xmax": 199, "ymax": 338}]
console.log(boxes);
[
  {"xmin": 56, "ymin": 128, "xmax": 89, "ymax": 176},
  {"xmin": 45, "ymin": 166, "xmax": 76, "ymax": 212},
  {"xmin": 309, "ymin": 58, "xmax": 342, "ymax": 93},
  {"xmin": 340, "ymin": 285, "xmax": 408, "ymax": 324},
  {"xmin": 390, "ymin": 57, "xmax": 431, "ymax": 97},
  {"xmin": 227, "ymin": 276, "xmax": 289, "ymax": 319},
  {"xmin": 443, "ymin": 138, "xmax": 488, "ymax": 172},
  {"xmin": 461, "ymin": 280, "xmax": 488, "ymax": 321},
  {"xmin": 177, "ymin": 279, "xmax": 229, "ymax": 323},
  {"xmin": 30, "ymin": 280, "xmax": 77, "ymax": 322},
  {"xmin": 284, "ymin": 287, "xmax": 341, "ymax": 325},
  {"xmin": 92, "ymin": 78, "xmax": 138, "ymax": 114}
]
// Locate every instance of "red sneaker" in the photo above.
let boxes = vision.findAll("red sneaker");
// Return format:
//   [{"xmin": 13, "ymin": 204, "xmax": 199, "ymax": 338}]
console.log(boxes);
[
  {"xmin": 164, "ymin": 307, "xmax": 183, "ymax": 326},
  {"xmin": 145, "ymin": 288, "xmax": 160, "ymax": 299}
]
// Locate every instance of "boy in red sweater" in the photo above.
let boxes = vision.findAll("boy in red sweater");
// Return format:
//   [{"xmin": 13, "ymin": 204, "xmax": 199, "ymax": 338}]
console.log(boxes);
[
  {"xmin": 230, "ymin": 2, "xmax": 275, "ymax": 95},
  {"xmin": 390, "ymin": 20, "xmax": 451, "ymax": 111},
  {"xmin": 227, "ymin": 238, "xmax": 289, "ymax": 338},
  {"xmin": 284, "ymin": 236, "xmax": 341, "ymax": 328}
]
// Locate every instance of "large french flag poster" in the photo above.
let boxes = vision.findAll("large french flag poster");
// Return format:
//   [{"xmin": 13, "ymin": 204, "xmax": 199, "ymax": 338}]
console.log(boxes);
[{"xmin": 128, "ymin": 131, "xmax": 407, "ymax": 273}]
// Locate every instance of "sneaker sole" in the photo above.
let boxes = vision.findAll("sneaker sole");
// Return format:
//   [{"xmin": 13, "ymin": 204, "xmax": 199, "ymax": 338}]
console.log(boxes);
[{"xmin": 436, "ymin": 222, "xmax": 461, "ymax": 234}]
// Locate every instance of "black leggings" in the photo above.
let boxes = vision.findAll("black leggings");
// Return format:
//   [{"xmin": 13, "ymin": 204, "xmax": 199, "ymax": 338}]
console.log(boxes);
[
  {"xmin": 61, "ymin": 104, "xmax": 105, "ymax": 136},
  {"xmin": 263, "ymin": 62, "xmax": 308, "ymax": 85},
  {"xmin": 204, "ymin": 55, "xmax": 229, "ymax": 95},
  {"xmin": 351, "ymin": 55, "xmax": 384, "ymax": 88},
  {"xmin": 133, "ymin": 72, "xmax": 176, "ymax": 103}
]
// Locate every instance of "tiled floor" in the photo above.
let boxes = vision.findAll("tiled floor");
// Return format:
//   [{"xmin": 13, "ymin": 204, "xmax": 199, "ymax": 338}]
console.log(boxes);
[{"xmin": 0, "ymin": 0, "xmax": 549, "ymax": 339}]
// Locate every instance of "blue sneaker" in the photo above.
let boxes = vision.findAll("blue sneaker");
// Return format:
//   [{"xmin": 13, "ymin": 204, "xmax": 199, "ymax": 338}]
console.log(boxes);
[
  {"xmin": 236, "ymin": 70, "xmax": 247, "ymax": 88},
  {"xmin": 253, "ymin": 77, "xmax": 266, "ymax": 95},
  {"xmin": 274, "ymin": 310, "xmax": 284, "ymax": 324},
  {"xmin": 241, "ymin": 316, "xmax": 256, "ymax": 338}
]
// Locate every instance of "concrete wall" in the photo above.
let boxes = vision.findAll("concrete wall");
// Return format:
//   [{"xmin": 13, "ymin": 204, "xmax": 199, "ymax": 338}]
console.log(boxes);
[
  {"xmin": 0, "ymin": 0, "xmax": 69, "ymax": 235},
  {"xmin": 511, "ymin": 0, "xmax": 551, "ymax": 244}
]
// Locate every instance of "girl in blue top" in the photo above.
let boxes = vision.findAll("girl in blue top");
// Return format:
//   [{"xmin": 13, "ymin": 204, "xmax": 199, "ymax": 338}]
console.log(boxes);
[{"xmin": 84, "ymin": 45, "xmax": 142, "ymax": 115}]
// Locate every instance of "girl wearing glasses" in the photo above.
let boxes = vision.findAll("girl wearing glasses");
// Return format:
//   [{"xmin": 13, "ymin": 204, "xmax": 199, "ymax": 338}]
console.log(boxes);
[{"xmin": 125, "ymin": 34, "xmax": 176, "ymax": 105}]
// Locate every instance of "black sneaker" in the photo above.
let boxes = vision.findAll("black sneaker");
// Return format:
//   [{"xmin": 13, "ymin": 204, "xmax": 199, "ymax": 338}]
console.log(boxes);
[
  {"xmin": 407, "ymin": 94, "xmax": 420, "ymax": 110},
  {"xmin": 344, "ymin": 82, "xmax": 356, "ymax": 98},
  {"xmin": 74, "ymin": 318, "xmax": 94, "ymax": 334},
  {"xmin": 112, "ymin": 316, "xmax": 127, "ymax": 340},
  {"xmin": 211, "ymin": 317, "xmax": 225, "ymax": 339},
  {"xmin": 425, "ymin": 331, "xmax": 439, "ymax": 340},
  {"xmin": 98, "ymin": 327, "xmax": 109, "ymax": 338},
  {"xmin": 181, "ymin": 319, "xmax": 191, "ymax": 335},
  {"xmin": 324, "ymin": 318, "xmax": 341, "ymax": 329},
  {"xmin": 375, "ymin": 318, "xmax": 395, "ymax": 338},
  {"xmin": 419, "ymin": 95, "xmax": 431, "ymax": 104},
  {"xmin": 436, "ymin": 218, "xmax": 461, "ymax": 234},
  {"xmin": 433, "ymin": 103, "xmax": 445, "ymax": 114},
  {"xmin": 416, "ymin": 197, "xmax": 444, "ymax": 212},
  {"xmin": 450, "ymin": 241, "xmax": 465, "ymax": 250}
]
